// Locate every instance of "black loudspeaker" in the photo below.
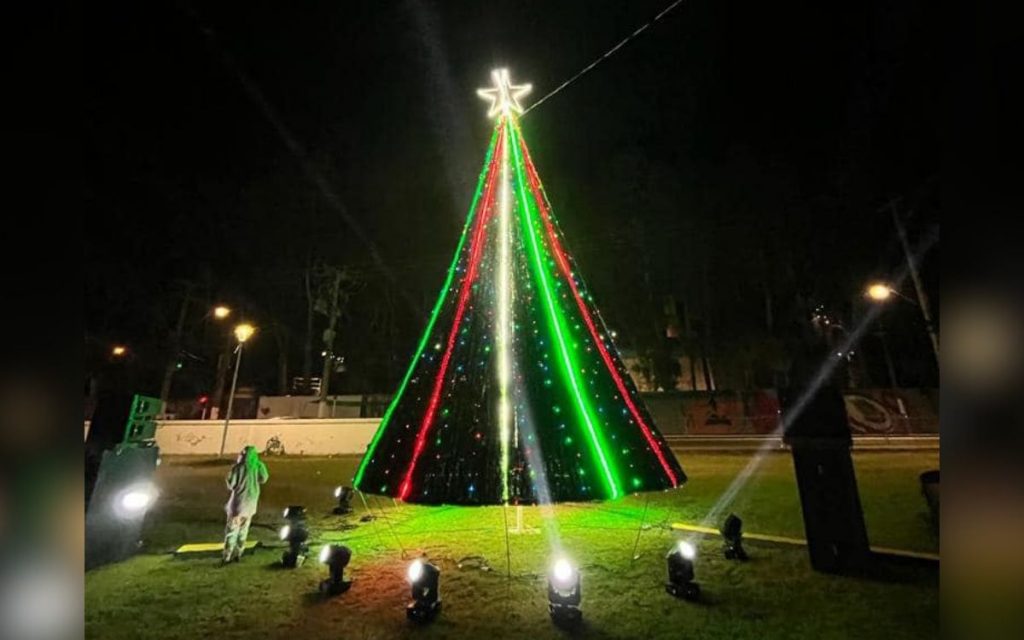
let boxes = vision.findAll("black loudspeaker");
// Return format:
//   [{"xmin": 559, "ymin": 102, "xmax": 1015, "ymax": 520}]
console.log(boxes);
[
  {"xmin": 85, "ymin": 445, "xmax": 160, "ymax": 569},
  {"xmin": 781, "ymin": 384, "xmax": 871, "ymax": 574}
]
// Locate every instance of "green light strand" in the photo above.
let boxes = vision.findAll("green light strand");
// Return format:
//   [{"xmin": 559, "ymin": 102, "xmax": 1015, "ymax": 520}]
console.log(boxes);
[
  {"xmin": 354, "ymin": 126, "xmax": 501, "ymax": 490},
  {"xmin": 509, "ymin": 120, "xmax": 621, "ymax": 499}
]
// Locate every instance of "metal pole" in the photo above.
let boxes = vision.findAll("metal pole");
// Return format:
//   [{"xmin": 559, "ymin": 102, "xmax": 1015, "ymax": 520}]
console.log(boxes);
[
  {"xmin": 878, "ymin": 331, "xmax": 899, "ymax": 389},
  {"xmin": 220, "ymin": 343, "xmax": 243, "ymax": 456},
  {"xmin": 890, "ymin": 201, "xmax": 939, "ymax": 363},
  {"xmin": 501, "ymin": 503, "xmax": 512, "ymax": 580}
]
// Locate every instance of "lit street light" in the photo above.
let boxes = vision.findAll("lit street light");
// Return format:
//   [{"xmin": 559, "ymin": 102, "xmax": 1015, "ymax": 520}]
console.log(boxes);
[
  {"xmin": 866, "ymin": 283, "xmax": 893, "ymax": 302},
  {"xmin": 866, "ymin": 282, "xmax": 918, "ymax": 305},
  {"xmin": 220, "ymin": 323, "xmax": 256, "ymax": 456},
  {"xmin": 111, "ymin": 345, "xmax": 127, "ymax": 357},
  {"xmin": 865, "ymin": 281, "xmax": 937, "ymax": 388},
  {"xmin": 208, "ymin": 305, "xmax": 235, "ymax": 420},
  {"xmin": 234, "ymin": 323, "xmax": 255, "ymax": 344},
  {"xmin": 864, "ymin": 283, "xmax": 902, "ymax": 388}
]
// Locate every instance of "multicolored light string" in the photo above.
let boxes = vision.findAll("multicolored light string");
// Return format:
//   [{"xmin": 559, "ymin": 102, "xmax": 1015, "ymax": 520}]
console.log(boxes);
[
  {"xmin": 514, "ymin": 122, "xmax": 679, "ymax": 488},
  {"xmin": 353, "ymin": 127, "xmax": 501, "ymax": 492},
  {"xmin": 354, "ymin": 70, "xmax": 684, "ymax": 504},
  {"xmin": 395, "ymin": 131, "xmax": 505, "ymax": 500},
  {"xmin": 509, "ymin": 120, "xmax": 622, "ymax": 499}
]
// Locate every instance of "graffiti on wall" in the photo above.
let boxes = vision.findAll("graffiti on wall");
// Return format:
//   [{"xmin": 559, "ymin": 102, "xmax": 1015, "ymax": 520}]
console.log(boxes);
[{"xmin": 642, "ymin": 389, "xmax": 937, "ymax": 436}]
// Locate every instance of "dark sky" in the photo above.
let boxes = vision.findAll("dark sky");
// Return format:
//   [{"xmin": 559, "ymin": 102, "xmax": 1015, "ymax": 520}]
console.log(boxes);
[{"xmin": 85, "ymin": 0, "xmax": 940, "ymax": 394}]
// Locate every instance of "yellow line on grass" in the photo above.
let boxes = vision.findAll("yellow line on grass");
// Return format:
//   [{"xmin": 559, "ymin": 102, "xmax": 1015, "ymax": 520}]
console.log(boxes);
[{"xmin": 670, "ymin": 522, "xmax": 939, "ymax": 562}]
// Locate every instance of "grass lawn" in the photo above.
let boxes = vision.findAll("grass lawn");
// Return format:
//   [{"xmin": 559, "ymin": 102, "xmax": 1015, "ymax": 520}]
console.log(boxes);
[{"xmin": 85, "ymin": 450, "xmax": 938, "ymax": 639}]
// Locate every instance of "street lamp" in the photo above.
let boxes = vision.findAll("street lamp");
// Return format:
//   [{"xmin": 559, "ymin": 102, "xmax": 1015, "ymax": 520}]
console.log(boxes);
[
  {"xmin": 234, "ymin": 323, "xmax": 255, "ymax": 344},
  {"xmin": 220, "ymin": 323, "xmax": 256, "ymax": 456},
  {"xmin": 867, "ymin": 282, "xmax": 920, "ymax": 306},
  {"xmin": 866, "ymin": 283, "xmax": 893, "ymax": 302},
  {"xmin": 208, "ymin": 305, "xmax": 234, "ymax": 421},
  {"xmin": 864, "ymin": 283, "xmax": 901, "ymax": 388},
  {"xmin": 111, "ymin": 345, "xmax": 127, "ymax": 357}
]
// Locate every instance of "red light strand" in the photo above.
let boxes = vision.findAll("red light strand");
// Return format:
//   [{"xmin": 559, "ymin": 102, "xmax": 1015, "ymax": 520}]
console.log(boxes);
[
  {"xmin": 397, "ymin": 127, "xmax": 505, "ymax": 500},
  {"xmin": 517, "ymin": 132, "xmax": 678, "ymax": 487}
]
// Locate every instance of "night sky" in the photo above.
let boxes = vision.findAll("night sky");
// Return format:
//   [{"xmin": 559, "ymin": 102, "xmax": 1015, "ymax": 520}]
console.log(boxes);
[{"xmin": 85, "ymin": 0, "xmax": 940, "ymax": 397}]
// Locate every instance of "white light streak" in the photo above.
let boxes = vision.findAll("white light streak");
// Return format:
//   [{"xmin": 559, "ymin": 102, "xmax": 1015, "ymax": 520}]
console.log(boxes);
[{"xmin": 497, "ymin": 119, "xmax": 514, "ymax": 502}]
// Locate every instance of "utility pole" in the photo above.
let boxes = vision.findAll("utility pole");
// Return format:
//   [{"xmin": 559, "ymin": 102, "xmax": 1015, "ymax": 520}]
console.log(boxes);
[
  {"xmin": 220, "ymin": 323, "xmax": 254, "ymax": 456},
  {"xmin": 889, "ymin": 200, "xmax": 940, "ymax": 364},
  {"xmin": 220, "ymin": 342, "xmax": 244, "ymax": 456}
]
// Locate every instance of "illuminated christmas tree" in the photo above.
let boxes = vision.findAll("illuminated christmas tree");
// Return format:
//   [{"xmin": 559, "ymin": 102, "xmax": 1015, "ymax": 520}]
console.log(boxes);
[{"xmin": 354, "ymin": 70, "xmax": 685, "ymax": 505}]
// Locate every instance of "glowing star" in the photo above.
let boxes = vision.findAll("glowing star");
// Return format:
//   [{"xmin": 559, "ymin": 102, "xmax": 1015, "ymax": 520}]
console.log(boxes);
[{"xmin": 476, "ymin": 68, "xmax": 532, "ymax": 118}]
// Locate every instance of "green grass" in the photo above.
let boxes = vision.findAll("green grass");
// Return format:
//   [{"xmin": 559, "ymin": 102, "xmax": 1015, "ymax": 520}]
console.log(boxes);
[{"xmin": 85, "ymin": 450, "xmax": 938, "ymax": 639}]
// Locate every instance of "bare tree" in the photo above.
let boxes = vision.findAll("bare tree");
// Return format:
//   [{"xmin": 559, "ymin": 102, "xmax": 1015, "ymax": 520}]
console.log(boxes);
[{"xmin": 312, "ymin": 264, "xmax": 361, "ymax": 416}]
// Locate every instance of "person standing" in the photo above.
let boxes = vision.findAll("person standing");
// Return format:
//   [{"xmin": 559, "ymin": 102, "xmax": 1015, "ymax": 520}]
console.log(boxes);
[{"xmin": 222, "ymin": 445, "xmax": 269, "ymax": 563}]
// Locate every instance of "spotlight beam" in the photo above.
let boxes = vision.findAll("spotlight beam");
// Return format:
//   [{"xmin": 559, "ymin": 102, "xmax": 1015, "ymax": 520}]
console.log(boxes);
[{"xmin": 691, "ymin": 229, "xmax": 938, "ymax": 544}]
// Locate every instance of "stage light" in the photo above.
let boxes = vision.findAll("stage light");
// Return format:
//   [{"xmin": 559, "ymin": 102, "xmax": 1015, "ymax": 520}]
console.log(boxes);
[
  {"xmin": 318, "ymin": 544, "xmax": 352, "ymax": 595},
  {"xmin": 547, "ymin": 557, "xmax": 582, "ymax": 624},
  {"xmin": 406, "ymin": 559, "xmax": 441, "ymax": 622},
  {"xmin": 665, "ymin": 541, "xmax": 700, "ymax": 600},
  {"xmin": 280, "ymin": 506, "xmax": 309, "ymax": 567},
  {"xmin": 721, "ymin": 513, "xmax": 749, "ymax": 561},
  {"xmin": 113, "ymin": 483, "xmax": 157, "ymax": 519},
  {"xmin": 333, "ymin": 486, "xmax": 354, "ymax": 515},
  {"xmin": 552, "ymin": 558, "xmax": 573, "ymax": 585}
]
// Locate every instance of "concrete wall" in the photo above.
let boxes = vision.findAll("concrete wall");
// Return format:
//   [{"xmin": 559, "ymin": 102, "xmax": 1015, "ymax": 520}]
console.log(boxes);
[
  {"xmin": 643, "ymin": 388, "xmax": 939, "ymax": 435},
  {"xmin": 155, "ymin": 418, "xmax": 379, "ymax": 456},
  {"xmin": 153, "ymin": 388, "xmax": 938, "ymax": 455}
]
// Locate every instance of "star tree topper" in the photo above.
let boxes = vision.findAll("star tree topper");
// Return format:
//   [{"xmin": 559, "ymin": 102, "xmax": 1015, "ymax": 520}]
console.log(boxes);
[{"xmin": 476, "ymin": 68, "xmax": 532, "ymax": 118}]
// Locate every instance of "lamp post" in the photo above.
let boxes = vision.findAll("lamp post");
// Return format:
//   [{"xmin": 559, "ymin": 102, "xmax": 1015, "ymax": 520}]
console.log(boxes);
[
  {"xmin": 865, "ymin": 283, "xmax": 906, "ymax": 388},
  {"xmin": 866, "ymin": 281, "xmax": 939, "ymax": 388},
  {"xmin": 220, "ymin": 323, "xmax": 255, "ymax": 456},
  {"xmin": 866, "ymin": 283, "xmax": 918, "ymax": 305},
  {"xmin": 208, "ymin": 305, "xmax": 232, "ymax": 420}
]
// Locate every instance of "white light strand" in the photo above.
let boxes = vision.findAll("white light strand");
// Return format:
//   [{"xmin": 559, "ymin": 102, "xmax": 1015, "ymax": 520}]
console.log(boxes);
[{"xmin": 496, "ymin": 119, "xmax": 514, "ymax": 502}]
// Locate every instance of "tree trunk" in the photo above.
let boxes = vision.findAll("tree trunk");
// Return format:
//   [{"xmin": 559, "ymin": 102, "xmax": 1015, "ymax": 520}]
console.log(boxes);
[
  {"xmin": 159, "ymin": 285, "xmax": 192, "ymax": 407},
  {"xmin": 274, "ymin": 325, "xmax": 289, "ymax": 395},
  {"xmin": 317, "ymin": 269, "xmax": 344, "ymax": 417},
  {"xmin": 303, "ymin": 265, "xmax": 314, "ymax": 383}
]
